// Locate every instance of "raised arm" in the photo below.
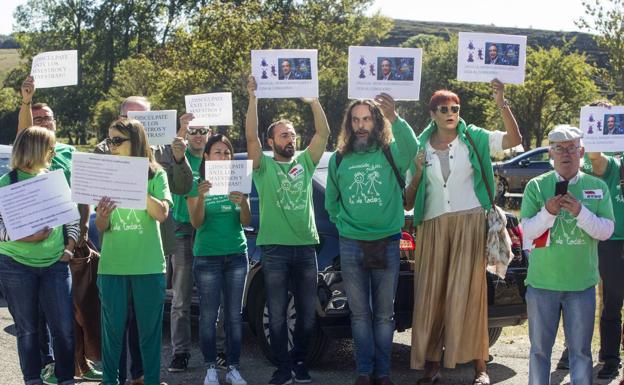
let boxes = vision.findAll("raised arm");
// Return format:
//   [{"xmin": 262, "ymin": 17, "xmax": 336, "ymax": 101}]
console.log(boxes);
[
  {"xmin": 245, "ymin": 75, "xmax": 263, "ymax": 169},
  {"xmin": 303, "ymin": 98, "xmax": 330, "ymax": 165},
  {"xmin": 187, "ymin": 180, "xmax": 211, "ymax": 229},
  {"xmin": 18, "ymin": 76, "xmax": 35, "ymax": 133},
  {"xmin": 492, "ymin": 79, "xmax": 522, "ymax": 150},
  {"xmin": 404, "ymin": 150, "xmax": 425, "ymax": 210},
  {"xmin": 586, "ymin": 152, "xmax": 608, "ymax": 177},
  {"xmin": 375, "ymin": 93, "xmax": 418, "ymax": 169}
]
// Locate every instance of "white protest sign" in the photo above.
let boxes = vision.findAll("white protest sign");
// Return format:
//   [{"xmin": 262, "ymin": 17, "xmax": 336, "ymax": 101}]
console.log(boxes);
[
  {"xmin": 348, "ymin": 46, "xmax": 422, "ymax": 100},
  {"xmin": 204, "ymin": 160, "xmax": 253, "ymax": 195},
  {"xmin": 184, "ymin": 93, "xmax": 233, "ymax": 126},
  {"xmin": 251, "ymin": 49, "xmax": 318, "ymax": 98},
  {"xmin": 580, "ymin": 106, "xmax": 624, "ymax": 152},
  {"xmin": 0, "ymin": 170, "xmax": 79, "ymax": 240},
  {"xmin": 457, "ymin": 33, "xmax": 527, "ymax": 84},
  {"xmin": 127, "ymin": 110, "xmax": 177, "ymax": 146},
  {"xmin": 71, "ymin": 152, "xmax": 149, "ymax": 209},
  {"xmin": 30, "ymin": 50, "xmax": 78, "ymax": 88}
]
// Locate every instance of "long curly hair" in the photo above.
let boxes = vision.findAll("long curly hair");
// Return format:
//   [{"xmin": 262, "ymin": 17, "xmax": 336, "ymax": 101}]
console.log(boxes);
[{"xmin": 337, "ymin": 100, "xmax": 392, "ymax": 155}]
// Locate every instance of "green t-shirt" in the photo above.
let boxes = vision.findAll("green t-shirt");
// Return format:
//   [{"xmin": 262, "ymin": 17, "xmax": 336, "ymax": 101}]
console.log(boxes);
[
  {"xmin": 51, "ymin": 143, "xmax": 75, "ymax": 185},
  {"xmin": 520, "ymin": 171, "xmax": 614, "ymax": 291},
  {"xmin": 172, "ymin": 150, "xmax": 203, "ymax": 237},
  {"xmin": 252, "ymin": 150, "xmax": 319, "ymax": 246},
  {"xmin": 325, "ymin": 117, "xmax": 418, "ymax": 240},
  {"xmin": 98, "ymin": 168, "xmax": 173, "ymax": 275},
  {"xmin": 584, "ymin": 156, "xmax": 624, "ymax": 240},
  {"xmin": 0, "ymin": 170, "xmax": 64, "ymax": 267},
  {"xmin": 188, "ymin": 187, "xmax": 247, "ymax": 257}
]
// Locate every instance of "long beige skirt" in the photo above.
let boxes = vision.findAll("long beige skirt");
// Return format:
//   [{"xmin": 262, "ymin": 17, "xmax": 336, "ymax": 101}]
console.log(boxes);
[{"xmin": 410, "ymin": 207, "xmax": 489, "ymax": 369}]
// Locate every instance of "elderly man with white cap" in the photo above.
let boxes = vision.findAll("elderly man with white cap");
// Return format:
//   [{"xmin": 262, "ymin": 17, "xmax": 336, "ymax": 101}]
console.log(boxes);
[{"xmin": 520, "ymin": 125, "xmax": 615, "ymax": 385}]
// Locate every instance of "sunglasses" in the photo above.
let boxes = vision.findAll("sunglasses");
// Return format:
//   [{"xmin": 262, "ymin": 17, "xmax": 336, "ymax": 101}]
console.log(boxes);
[
  {"xmin": 436, "ymin": 105, "xmax": 460, "ymax": 114},
  {"xmin": 106, "ymin": 136, "xmax": 131, "ymax": 147},
  {"xmin": 188, "ymin": 128, "xmax": 210, "ymax": 136}
]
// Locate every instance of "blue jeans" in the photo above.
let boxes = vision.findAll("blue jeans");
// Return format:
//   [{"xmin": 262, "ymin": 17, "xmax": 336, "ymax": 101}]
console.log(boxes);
[
  {"xmin": 339, "ymin": 237, "xmax": 400, "ymax": 378},
  {"xmin": 261, "ymin": 245, "xmax": 318, "ymax": 373},
  {"xmin": 193, "ymin": 253, "xmax": 248, "ymax": 367},
  {"xmin": 526, "ymin": 285, "xmax": 595, "ymax": 385},
  {"xmin": 0, "ymin": 254, "xmax": 75, "ymax": 385}
]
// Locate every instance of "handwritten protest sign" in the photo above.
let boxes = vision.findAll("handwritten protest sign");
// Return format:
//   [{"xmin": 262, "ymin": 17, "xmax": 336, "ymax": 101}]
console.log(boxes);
[
  {"xmin": 71, "ymin": 152, "xmax": 148, "ymax": 209},
  {"xmin": 580, "ymin": 106, "xmax": 624, "ymax": 152},
  {"xmin": 127, "ymin": 110, "xmax": 177, "ymax": 146},
  {"xmin": 0, "ymin": 170, "xmax": 79, "ymax": 240},
  {"xmin": 348, "ymin": 46, "xmax": 422, "ymax": 100},
  {"xmin": 184, "ymin": 93, "xmax": 233, "ymax": 126},
  {"xmin": 457, "ymin": 32, "xmax": 526, "ymax": 84},
  {"xmin": 30, "ymin": 50, "xmax": 78, "ymax": 88},
  {"xmin": 204, "ymin": 160, "xmax": 253, "ymax": 195},
  {"xmin": 251, "ymin": 49, "xmax": 318, "ymax": 98}
]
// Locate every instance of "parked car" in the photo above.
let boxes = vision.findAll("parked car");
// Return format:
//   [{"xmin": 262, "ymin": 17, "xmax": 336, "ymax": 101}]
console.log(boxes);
[
  {"xmin": 493, "ymin": 147, "xmax": 552, "ymax": 205},
  {"xmin": 0, "ymin": 154, "xmax": 9, "ymax": 175},
  {"xmin": 90, "ymin": 151, "xmax": 529, "ymax": 365}
]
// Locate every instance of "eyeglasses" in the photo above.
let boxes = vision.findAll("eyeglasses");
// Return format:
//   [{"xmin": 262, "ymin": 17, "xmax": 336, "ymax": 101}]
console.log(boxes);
[
  {"xmin": 551, "ymin": 145, "xmax": 581, "ymax": 155},
  {"xmin": 436, "ymin": 105, "xmax": 460, "ymax": 114},
  {"xmin": 278, "ymin": 133, "xmax": 298, "ymax": 140},
  {"xmin": 188, "ymin": 128, "xmax": 210, "ymax": 136},
  {"xmin": 33, "ymin": 116, "xmax": 55, "ymax": 124},
  {"xmin": 106, "ymin": 136, "xmax": 131, "ymax": 147}
]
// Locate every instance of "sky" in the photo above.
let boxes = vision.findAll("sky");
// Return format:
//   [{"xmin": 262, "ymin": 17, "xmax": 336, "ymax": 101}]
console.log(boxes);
[{"xmin": 1, "ymin": 0, "xmax": 587, "ymax": 36}]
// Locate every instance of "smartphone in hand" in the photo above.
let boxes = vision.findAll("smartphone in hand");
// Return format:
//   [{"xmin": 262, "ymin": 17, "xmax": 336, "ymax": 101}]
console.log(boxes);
[{"xmin": 555, "ymin": 180, "xmax": 569, "ymax": 196}]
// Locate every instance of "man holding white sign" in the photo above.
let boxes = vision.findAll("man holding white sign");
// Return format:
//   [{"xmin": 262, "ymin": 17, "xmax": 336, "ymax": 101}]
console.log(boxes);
[{"xmin": 246, "ymin": 75, "xmax": 329, "ymax": 385}]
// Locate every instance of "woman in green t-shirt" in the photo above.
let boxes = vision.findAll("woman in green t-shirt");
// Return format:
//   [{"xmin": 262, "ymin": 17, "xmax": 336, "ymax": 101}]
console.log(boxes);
[
  {"xmin": 186, "ymin": 134, "xmax": 250, "ymax": 385},
  {"xmin": 95, "ymin": 118, "xmax": 172, "ymax": 385},
  {"xmin": 0, "ymin": 126, "xmax": 79, "ymax": 385}
]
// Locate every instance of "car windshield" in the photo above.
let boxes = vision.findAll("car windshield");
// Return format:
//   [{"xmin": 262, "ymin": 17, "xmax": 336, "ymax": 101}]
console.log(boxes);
[{"xmin": 0, "ymin": 157, "xmax": 10, "ymax": 175}]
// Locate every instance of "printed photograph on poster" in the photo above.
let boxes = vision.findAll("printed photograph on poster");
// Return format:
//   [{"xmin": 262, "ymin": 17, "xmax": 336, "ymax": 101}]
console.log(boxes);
[
  {"xmin": 127, "ymin": 110, "xmax": 177, "ymax": 146},
  {"xmin": 184, "ymin": 92, "xmax": 233, "ymax": 127},
  {"xmin": 580, "ymin": 106, "xmax": 624, "ymax": 152},
  {"xmin": 348, "ymin": 46, "xmax": 422, "ymax": 100},
  {"xmin": 251, "ymin": 49, "xmax": 318, "ymax": 98},
  {"xmin": 30, "ymin": 50, "xmax": 78, "ymax": 88},
  {"xmin": 457, "ymin": 33, "xmax": 526, "ymax": 84},
  {"xmin": 0, "ymin": 170, "xmax": 79, "ymax": 241}
]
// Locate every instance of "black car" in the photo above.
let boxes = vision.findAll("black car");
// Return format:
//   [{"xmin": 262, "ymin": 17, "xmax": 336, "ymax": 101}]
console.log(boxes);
[
  {"xmin": 91, "ymin": 151, "xmax": 528, "ymax": 365},
  {"xmin": 493, "ymin": 147, "xmax": 552, "ymax": 205}
]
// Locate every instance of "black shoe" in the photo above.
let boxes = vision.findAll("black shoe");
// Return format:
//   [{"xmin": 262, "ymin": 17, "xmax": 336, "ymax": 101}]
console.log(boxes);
[
  {"xmin": 291, "ymin": 362, "xmax": 312, "ymax": 383},
  {"xmin": 268, "ymin": 369, "xmax": 293, "ymax": 385},
  {"xmin": 597, "ymin": 362, "xmax": 621, "ymax": 379},
  {"xmin": 556, "ymin": 348, "xmax": 569, "ymax": 370},
  {"xmin": 167, "ymin": 353, "xmax": 190, "ymax": 372},
  {"xmin": 216, "ymin": 352, "xmax": 227, "ymax": 370}
]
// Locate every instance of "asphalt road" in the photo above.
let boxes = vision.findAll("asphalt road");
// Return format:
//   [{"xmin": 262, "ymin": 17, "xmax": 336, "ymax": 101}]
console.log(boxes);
[{"xmin": 0, "ymin": 298, "xmax": 621, "ymax": 385}]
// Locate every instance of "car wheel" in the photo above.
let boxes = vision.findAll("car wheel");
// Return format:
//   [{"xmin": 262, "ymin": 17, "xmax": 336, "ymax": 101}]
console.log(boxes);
[
  {"xmin": 495, "ymin": 177, "xmax": 508, "ymax": 207},
  {"xmin": 251, "ymin": 284, "xmax": 330, "ymax": 366},
  {"xmin": 488, "ymin": 327, "xmax": 503, "ymax": 347}
]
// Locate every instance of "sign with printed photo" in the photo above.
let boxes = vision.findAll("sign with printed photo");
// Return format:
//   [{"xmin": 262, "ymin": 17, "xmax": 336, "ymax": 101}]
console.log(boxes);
[
  {"xmin": 580, "ymin": 105, "xmax": 624, "ymax": 151},
  {"xmin": 251, "ymin": 49, "xmax": 318, "ymax": 98},
  {"xmin": 348, "ymin": 46, "xmax": 422, "ymax": 100},
  {"xmin": 457, "ymin": 32, "xmax": 527, "ymax": 84}
]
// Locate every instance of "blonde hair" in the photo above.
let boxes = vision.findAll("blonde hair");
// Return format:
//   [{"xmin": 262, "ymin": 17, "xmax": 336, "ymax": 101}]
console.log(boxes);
[{"xmin": 11, "ymin": 126, "xmax": 56, "ymax": 171}]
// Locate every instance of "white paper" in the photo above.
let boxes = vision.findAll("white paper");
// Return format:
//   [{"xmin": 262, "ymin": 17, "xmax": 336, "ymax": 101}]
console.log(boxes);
[
  {"xmin": 184, "ymin": 93, "xmax": 233, "ymax": 126},
  {"xmin": 251, "ymin": 49, "xmax": 319, "ymax": 98},
  {"xmin": 348, "ymin": 46, "xmax": 422, "ymax": 101},
  {"xmin": 457, "ymin": 33, "xmax": 527, "ymax": 84},
  {"xmin": 580, "ymin": 106, "xmax": 624, "ymax": 152},
  {"xmin": 127, "ymin": 110, "xmax": 177, "ymax": 146},
  {"xmin": 30, "ymin": 50, "xmax": 78, "ymax": 88},
  {"xmin": 0, "ymin": 145, "xmax": 11, "ymax": 155},
  {"xmin": 71, "ymin": 152, "xmax": 148, "ymax": 209},
  {"xmin": 204, "ymin": 160, "xmax": 253, "ymax": 195},
  {"xmin": 0, "ymin": 170, "xmax": 79, "ymax": 240}
]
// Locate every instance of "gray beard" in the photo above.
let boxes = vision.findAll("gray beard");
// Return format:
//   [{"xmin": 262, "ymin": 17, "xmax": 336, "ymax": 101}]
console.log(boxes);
[{"xmin": 353, "ymin": 136, "xmax": 372, "ymax": 152}]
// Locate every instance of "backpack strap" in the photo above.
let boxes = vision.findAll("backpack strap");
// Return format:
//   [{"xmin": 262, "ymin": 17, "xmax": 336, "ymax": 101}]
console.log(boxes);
[{"xmin": 382, "ymin": 147, "xmax": 406, "ymax": 205}]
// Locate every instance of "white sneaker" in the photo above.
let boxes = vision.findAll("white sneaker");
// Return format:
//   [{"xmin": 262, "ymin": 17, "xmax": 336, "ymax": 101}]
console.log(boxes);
[
  {"xmin": 204, "ymin": 366, "xmax": 220, "ymax": 385},
  {"xmin": 225, "ymin": 366, "xmax": 247, "ymax": 385}
]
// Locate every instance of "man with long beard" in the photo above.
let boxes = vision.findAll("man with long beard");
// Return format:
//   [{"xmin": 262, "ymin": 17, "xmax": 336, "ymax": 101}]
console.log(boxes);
[
  {"xmin": 245, "ymin": 76, "xmax": 330, "ymax": 385},
  {"xmin": 325, "ymin": 96, "xmax": 417, "ymax": 385}
]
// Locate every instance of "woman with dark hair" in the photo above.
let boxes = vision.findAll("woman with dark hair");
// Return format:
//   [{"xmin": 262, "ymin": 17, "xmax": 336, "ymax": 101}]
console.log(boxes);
[
  {"xmin": 405, "ymin": 80, "xmax": 521, "ymax": 385},
  {"xmin": 187, "ymin": 134, "xmax": 251, "ymax": 385},
  {"xmin": 0, "ymin": 126, "xmax": 80, "ymax": 385},
  {"xmin": 95, "ymin": 118, "xmax": 172, "ymax": 385}
]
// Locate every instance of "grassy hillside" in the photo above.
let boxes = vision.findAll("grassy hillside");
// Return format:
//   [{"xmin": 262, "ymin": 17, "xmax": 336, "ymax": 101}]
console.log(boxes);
[
  {"xmin": 0, "ymin": 49, "xmax": 21, "ymax": 84},
  {"xmin": 383, "ymin": 20, "xmax": 607, "ymax": 68}
]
